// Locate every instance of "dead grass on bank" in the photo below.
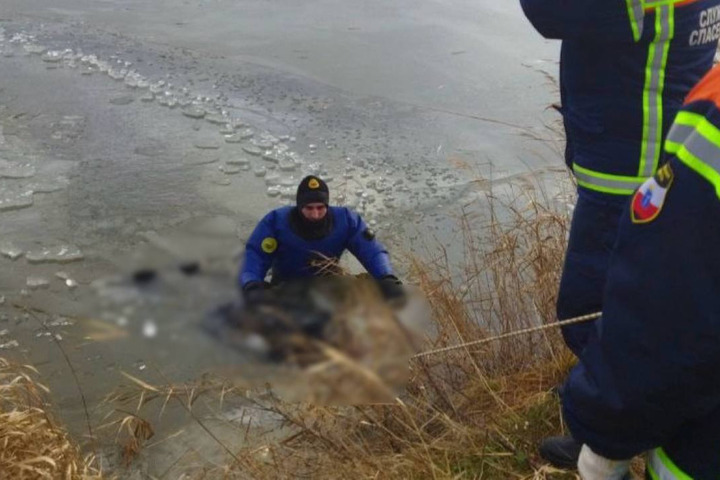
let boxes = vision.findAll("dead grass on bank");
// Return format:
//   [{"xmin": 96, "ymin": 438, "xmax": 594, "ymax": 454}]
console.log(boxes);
[
  {"xmin": 0, "ymin": 357, "xmax": 103, "ymax": 479},
  {"xmin": 220, "ymin": 190, "xmax": 577, "ymax": 479},
  {"xmin": 99, "ymin": 184, "xmax": 588, "ymax": 479}
]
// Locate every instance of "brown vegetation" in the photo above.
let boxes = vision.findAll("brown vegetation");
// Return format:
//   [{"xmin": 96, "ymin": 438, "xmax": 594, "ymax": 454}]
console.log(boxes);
[
  {"xmin": 3, "ymin": 181, "xmax": 622, "ymax": 479},
  {"xmin": 100, "ymin": 185, "xmax": 589, "ymax": 479},
  {"xmin": 0, "ymin": 357, "xmax": 102, "ymax": 479}
]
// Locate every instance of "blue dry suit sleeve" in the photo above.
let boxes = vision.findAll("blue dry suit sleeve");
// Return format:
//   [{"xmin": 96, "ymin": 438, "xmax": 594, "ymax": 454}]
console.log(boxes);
[
  {"xmin": 519, "ymin": 0, "xmax": 641, "ymax": 41},
  {"xmin": 345, "ymin": 209, "xmax": 394, "ymax": 279},
  {"xmin": 562, "ymin": 157, "xmax": 720, "ymax": 460},
  {"xmin": 238, "ymin": 212, "xmax": 277, "ymax": 288}
]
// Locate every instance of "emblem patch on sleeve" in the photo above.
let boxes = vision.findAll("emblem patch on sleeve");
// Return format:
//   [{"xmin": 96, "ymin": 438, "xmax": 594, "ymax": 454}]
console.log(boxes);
[
  {"xmin": 261, "ymin": 237, "xmax": 278, "ymax": 253},
  {"xmin": 631, "ymin": 163, "xmax": 674, "ymax": 224}
]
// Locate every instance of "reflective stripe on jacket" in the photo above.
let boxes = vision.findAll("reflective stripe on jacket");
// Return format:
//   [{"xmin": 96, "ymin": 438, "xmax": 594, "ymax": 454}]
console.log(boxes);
[{"xmin": 521, "ymin": 0, "xmax": 720, "ymax": 195}]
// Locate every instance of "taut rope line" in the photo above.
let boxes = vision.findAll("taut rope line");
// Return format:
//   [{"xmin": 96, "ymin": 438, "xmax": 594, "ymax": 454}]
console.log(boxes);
[{"xmin": 411, "ymin": 311, "xmax": 601, "ymax": 359}]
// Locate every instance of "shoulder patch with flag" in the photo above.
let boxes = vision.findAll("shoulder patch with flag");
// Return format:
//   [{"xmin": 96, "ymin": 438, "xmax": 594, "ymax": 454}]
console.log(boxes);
[{"xmin": 631, "ymin": 163, "xmax": 674, "ymax": 224}]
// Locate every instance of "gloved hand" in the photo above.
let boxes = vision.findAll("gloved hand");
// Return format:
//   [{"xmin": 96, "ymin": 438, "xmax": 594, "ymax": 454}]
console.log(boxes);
[
  {"xmin": 577, "ymin": 445, "xmax": 631, "ymax": 480},
  {"xmin": 242, "ymin": 280, "xmax": 271, "ymax": 305},
  {"xmin": 378, "ymin": 274, "xmax": 406, "ymax": 301}
]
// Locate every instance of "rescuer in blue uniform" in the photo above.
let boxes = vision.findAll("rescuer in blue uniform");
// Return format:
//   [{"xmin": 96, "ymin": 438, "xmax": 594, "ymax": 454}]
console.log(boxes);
[
  {"xmin": 520, "ymin": 0, "xmax": 720, "ymax": 358},
  {"xmin": 239, "ymin": 175, "xmax": 402, "ymax": 298},
  {"xmin": 542, "ymin": 62, "xmax": 720, "ymax": 479},
  {"xmin": 520, "ymin": 0, "xmax": 720, "ymax": 467}
]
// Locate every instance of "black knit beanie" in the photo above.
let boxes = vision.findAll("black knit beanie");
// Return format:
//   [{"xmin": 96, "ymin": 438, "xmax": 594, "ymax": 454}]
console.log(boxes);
[{"xmin": 296, "ymin": 175, "xmax": 329, "ymax": 207}]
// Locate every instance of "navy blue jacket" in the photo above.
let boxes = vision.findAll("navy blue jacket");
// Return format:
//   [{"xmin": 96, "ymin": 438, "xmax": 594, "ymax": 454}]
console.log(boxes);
[
  {"xmin": 562, "ymin": 65, "xmax": 720, "ymax": 478},
  {"xmin": 521, "ymin": 0, "xmax": 720, "ymax": 196},
  {"xmin": 239, "ymin": 206, "xmax": 394, "ymax": 287}
]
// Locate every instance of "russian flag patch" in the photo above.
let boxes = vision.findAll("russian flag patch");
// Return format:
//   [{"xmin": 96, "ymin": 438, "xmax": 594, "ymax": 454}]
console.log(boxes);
[{"xmin": 631, "ymin": 163, "xmax": 674, "ymax": 224}]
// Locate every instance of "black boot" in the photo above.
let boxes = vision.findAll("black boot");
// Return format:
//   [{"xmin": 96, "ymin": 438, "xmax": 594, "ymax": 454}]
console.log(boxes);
[{"xmin": 538, "ymin": 436, "xmax": 582, "ymax": 468}]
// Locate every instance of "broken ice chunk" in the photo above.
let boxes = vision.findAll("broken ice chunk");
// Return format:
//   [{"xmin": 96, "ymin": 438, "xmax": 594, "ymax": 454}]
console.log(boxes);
[
  {"xmin": 0, "ymin": 190, "xmax": 33, "ymax": 211},
  {"xmin": 0, "ymin": 160, "xmax": 36, "ymax": 178},
  {"xmin": 26, "ymin": 245, "xmax": 84, "ymax": 264},
  {"xmin": 0, "ymin": 242, "xmax": 23, "ymax": 260},
  {"xmin": 27, "ymin": 276, "xmax": 49, "ymax": 290}
]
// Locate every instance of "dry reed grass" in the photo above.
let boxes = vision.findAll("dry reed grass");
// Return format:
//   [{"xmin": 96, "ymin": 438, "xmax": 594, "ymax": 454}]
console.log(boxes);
[
  {"xmin": 1, "ymin": 178, "xmax": 647, "ymax": 479},
  {"xmin": 0, "ymin": 357, "xmax": 102, "ymax": 479},
  {"xmin": 97, "ymin": 181, "xmax": 596, "ymax": 479},
  {"xmin": 222, "ymin": 187, "xmax": 577, "ymax": 479}
]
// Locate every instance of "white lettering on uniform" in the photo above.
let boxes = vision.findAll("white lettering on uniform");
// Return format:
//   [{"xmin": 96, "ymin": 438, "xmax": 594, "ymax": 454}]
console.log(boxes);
[{"xmin": 690, "ymin": 6, "xmax": 720, "ymax": 46}]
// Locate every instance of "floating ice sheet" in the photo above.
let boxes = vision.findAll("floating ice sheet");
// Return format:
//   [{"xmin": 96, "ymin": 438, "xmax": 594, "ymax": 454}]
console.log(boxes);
[
  {"xmin": 242, "ymin": 145, "xmax": 262, "ymax": 156},
  {"xmin": 55, "ymin": 272, "xmax": 78, "ymax": 289},
  {"xmin": 46, "ymin": 317, "xmax": 74, "ymax": 327},
  {"xmin": 262, "ymin": 152, "xmax": 283, "ymax": 163},
  {"xmin": 25, "ymin": 177, "xmax": 70, "ymax": 193},
  {"xmin": 27, "ymin": 276, "xmax": 49, "ymax": 289},
  {"xmin": 194, "ymin": 141, "xmax": 221, "ymax": 150},
  {"xmin": 252, "ymin": 139, "xmax": 274, "ymax": 150},
  {"xmin": 23, "ymin": 44, "xmax": 46, "ymax": 55},
  {"xmin": 220, "ymin": 164, "xmax": 241, "ymax": 175},
  {"xmin": 0, "ymin": 190, "xmax": 33, "ymax": 211},
  {"xmin": 205, "ymin": 114, "xmax": 229, "ymax": 125},
  {"xmin": 109, "ymin": 95, "xmax": 134, "ymax": 105},
  {"xmin": 182, "ymin": 106, "xmax": 206, "ymax": 119},
  {"xmin": 223, "ymin": 133, "xmax": 245, "ymax": 144},
  {"xmin": 0, "ymin": 242, "xmax": 23, "ymax": 260},
  {"xmin": 226, "ymin": 157, "xmax": 249, "ymax": 166},
  {"xmin": 0, "ymin": 340, "xmax": 18, "ymax": 349},
  {"xmin": 41, "ymin": 51, "xmax": 63, "ymax": 63},
  {"xmin": 26, "ymin": 245, "xmax": 84, "ymax": 264},
  {"xmin": 0, "ymin": 160, "xmax": 36, "ymax": 179},
  {"xmin": 279, "ymin": 160, "xmax": 296, "ymax": 171}
]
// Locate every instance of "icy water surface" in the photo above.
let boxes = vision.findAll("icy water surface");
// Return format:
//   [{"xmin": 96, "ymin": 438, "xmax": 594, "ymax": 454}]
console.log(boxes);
[{"xmin": 0, "ymin": 0, "xmax": 568, "ymax": 475}]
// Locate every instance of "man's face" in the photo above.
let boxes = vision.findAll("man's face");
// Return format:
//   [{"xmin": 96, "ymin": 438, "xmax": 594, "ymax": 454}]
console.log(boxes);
[{"xmin": 301, "ymin": 202, "xmax": 328, "ymax": 222}]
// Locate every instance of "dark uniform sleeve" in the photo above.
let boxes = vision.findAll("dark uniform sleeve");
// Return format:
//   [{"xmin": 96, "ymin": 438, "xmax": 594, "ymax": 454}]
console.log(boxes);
[
  {"xmin": 238, "ymin": 211, "xmax": 278, "ymax": 288},
  {"xmin": 562, "ymin": 155, "xmax": 720, "ymax": 459},
  {"xmin": 344, "ymin": 209, "xmax": 394, "ymax": 279},
  {"xmin": 520, "ymin": 0, "xmax": 641, "ymax": 41}
]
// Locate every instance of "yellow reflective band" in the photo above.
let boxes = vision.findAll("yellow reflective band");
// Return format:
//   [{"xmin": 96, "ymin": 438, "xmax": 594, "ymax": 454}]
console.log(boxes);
[
  {"xmin": 673, "ymin": 111, "xmax": 720, "ymax": 146},
  {"xmin": 639, "ymin": 5, "xmax": 674, "ymax": 178},
  {"xmin": 627, "ymin": 1, "xmax": 686, "ymax": 43},
  {"xmin": 573, "ymin": 164, "xmax": 648, "ymax": 195},
  {"xmin": 627, "ymin": 0, "xmax": 644, "ymax": 42},
  {"xmin": 643, "ymin": 0, "xmax": 696, "ymax": 6},
  {"xmin": 647, "ymin": 448, "xmax": 694, "ymax": 480},
  {"xmin": 667, "ymin": 139, "xmax": 720, "ymax": 200}
]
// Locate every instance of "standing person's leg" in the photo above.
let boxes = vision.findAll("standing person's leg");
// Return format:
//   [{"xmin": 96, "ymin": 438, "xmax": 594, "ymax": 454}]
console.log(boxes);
[
  {"xmin": 540, "ymin": 190, "xmax": 627, "ymax": 467},
  {"xmin": 557, "ymin": 190, "xmax": 626, "ymax": 357}
]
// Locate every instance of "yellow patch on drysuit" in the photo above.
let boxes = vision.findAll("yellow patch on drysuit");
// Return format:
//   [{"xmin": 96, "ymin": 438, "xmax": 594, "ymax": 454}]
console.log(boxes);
[{"xmin": 261, "ymin": 237, "xmax": 278, "ymax": 253}]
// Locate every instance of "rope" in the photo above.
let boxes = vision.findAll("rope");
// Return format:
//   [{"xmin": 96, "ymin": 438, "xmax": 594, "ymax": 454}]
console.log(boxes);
[{"xmin": 410, "ymin": 311, "xmax": 601, "ymax": 359}]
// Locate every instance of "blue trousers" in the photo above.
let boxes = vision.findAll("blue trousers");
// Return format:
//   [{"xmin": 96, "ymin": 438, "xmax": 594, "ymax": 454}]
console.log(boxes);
[{"xmin": 557, "ymin": 190, "xmax": 628, "ymax": 356}]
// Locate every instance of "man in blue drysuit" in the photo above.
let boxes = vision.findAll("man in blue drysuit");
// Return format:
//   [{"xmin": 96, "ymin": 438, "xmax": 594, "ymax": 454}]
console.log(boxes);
[{"xmin": 238, "ymin": 175, "xmax": 402, "ymax": 299}]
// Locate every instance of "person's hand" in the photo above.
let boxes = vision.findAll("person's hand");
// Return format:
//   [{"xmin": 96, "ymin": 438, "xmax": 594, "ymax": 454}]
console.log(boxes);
[
  {"xmin": 378, "ymin": 275, "xmax": 405, "ymax": 301},
  {"xmin": 242, "ymin": 281, "xmax": 271, "ymax": 304},
  {"xmin": 577, "ymin": 445, "xmax": 631, "ymax": 480}
]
